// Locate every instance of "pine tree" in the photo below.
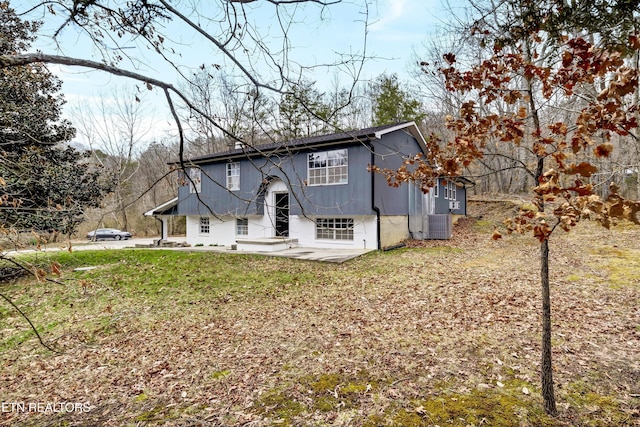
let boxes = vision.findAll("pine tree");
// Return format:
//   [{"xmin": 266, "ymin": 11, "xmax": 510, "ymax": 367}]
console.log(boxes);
[{"xmin": 370, "ymin": 74, "xmax": 425, "ymax": 126}]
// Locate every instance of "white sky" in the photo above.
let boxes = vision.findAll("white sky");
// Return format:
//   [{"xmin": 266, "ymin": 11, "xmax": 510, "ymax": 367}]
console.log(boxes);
[{"xmin": 23, "ymin": 0, "xmax": 458, "ymax": 144}]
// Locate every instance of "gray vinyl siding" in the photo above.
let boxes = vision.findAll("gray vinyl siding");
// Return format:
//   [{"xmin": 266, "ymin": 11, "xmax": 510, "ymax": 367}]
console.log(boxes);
[
  {"xmin": 177, "ymin": 163, "xmax": 257, "ymax": 216},
  {"xmin": 176, "ymin": 128, "xmax": 428, "ymax": 218},
  {"xmin": 294, "ymin": 144, "xmax": 373, "ymax": 215},
  {"xmin": 433, "ymin": 178, "xmax": 467, "ymax": 215},
  {"xmin": 177, "ymin": 144, "xmax": 375, "ymax": 216},
  {"xmin": 371, "ymin": 130, "xmax": 424, "ymax": 216}
]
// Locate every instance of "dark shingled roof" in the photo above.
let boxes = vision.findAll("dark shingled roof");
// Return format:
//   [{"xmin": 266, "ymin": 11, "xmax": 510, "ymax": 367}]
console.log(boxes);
[{"xmin": 174, "ymin": 122, "xmax": 418, "ymax": 165}]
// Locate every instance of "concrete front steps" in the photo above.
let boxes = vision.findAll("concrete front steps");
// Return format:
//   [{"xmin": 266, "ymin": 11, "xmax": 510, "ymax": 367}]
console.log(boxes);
[{"xmin": 234, "ymin": 237, "xmax": 298, "ymax": 252}]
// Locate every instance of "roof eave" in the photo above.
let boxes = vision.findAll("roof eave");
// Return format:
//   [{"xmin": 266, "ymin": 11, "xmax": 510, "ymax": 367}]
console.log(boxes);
[
  {"xmin": 168, "ymin": 135, "xmax": 377, "ymax": 166},
  {"xmin": 374, "ymin": 121, "xmax": 428, "ymax": 153},
  {"xmin": 169, "ymin": 122, "xmax": 427, "ymax": 166},
  {"xmin": 144, "ymin": 197, "xmax": 179, "ymax": 216}
]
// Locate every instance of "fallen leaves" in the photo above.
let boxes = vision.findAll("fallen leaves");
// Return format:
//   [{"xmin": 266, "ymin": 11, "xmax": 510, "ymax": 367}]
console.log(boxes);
[
  {"xmin": 0, "ymin": 203, "xmax": 639, "ymax": 425},
  {"xmin": 50, "ymin": 261, "xmax": 61, "ymax": 277}
]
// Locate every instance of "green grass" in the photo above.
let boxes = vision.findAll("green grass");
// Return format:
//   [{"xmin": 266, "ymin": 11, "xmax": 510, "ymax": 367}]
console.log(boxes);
[
  {"xmin": 1, "ymin": 236, "xmax": 638, "ymax": 426},
  {"xmin": 1, "ymin": 249, "xmax": 319, "ymax": 353},
  {"xmin": 590, "ymin": 246, "xmax": 640, "ymax": 288},
  {"xmin": 13, "ymin": 249, "xmax": 317, "ymax": 296},
  {"xmin": 254, "ymin": 372, "xmax": 561, "ymax": 427},
  {"xmin": 253, "ymin": 370, "xmax": 390, "ymax": 426},
  {"xmin": 470, "ymin": 218, "xmax": 495, "ymax": 232}
]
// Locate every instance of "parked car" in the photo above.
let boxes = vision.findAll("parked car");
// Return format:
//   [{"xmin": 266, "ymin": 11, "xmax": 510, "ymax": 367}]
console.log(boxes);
[{"xmin": 86, "ymin": 228, "xmax": 132, "ymax": 241}]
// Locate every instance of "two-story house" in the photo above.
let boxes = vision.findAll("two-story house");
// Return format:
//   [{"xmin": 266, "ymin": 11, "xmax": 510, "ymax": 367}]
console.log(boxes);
[{"xmin": 145, "ymin": 122, "xmax": 471, "ymax": 250}]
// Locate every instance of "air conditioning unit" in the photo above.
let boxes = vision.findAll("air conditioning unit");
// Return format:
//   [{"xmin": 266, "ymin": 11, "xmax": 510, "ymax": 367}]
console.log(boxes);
[
  {"xmin": 449, "ymin": 201, "xmax": 460, "ymax": 210},
  {"xmin": 426, "ymin": 214, "xmax": 452, "ymax": 239}
]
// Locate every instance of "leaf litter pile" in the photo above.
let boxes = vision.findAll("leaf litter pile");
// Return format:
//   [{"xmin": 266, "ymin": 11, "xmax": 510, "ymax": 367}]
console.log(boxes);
[{"xmin": 1, "ymin": 199, "xmax": 639, "ymax": 426}]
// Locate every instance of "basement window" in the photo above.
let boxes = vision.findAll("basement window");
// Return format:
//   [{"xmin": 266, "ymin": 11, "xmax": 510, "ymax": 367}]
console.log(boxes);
[
  {"xmin": 316, "ymin": 218, "xmax": 354, "ymax": 241},
  {"xmin": 199, "ymin": 217, "xmax": 210, "ymax": 234},
  {"xmin": 236, "ymin": 218, "xmax": 248, "ymax": 236}
]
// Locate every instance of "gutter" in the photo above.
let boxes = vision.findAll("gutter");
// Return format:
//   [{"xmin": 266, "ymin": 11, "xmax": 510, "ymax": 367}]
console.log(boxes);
[{"xmin": 367, "ymin": 141, "xmax": 381, "ymax": 250}]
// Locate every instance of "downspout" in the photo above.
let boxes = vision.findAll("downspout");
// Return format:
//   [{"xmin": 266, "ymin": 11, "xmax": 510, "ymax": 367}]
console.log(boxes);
[{"xmin": 368, "ymin": 141, "xmax": 381, "ymax": 250}]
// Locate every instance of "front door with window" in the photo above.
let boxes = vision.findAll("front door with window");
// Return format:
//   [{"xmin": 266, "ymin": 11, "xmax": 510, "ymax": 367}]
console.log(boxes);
[{"xmin": 274, "ymin": 193, "xmax": 289, "ymax": 237}]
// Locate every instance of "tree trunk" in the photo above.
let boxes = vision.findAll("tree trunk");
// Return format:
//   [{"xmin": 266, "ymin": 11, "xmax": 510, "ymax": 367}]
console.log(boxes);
[
  {"xmin": 540, "ymin": 238, "xmax": 557, "ymax": 415},
  {"xmin": 633, "ymin": 49, "xmax": 640, "ymax": 201},
  {"xmin": 116, "ymin": 190, "xmax": 129, "ymax": 231}
]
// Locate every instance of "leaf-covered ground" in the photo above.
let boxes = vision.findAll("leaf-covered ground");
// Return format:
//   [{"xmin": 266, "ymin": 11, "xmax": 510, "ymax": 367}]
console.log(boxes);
[{"xmin": 1, "ymin": 199, "xmax": 639, "ymax": 426}]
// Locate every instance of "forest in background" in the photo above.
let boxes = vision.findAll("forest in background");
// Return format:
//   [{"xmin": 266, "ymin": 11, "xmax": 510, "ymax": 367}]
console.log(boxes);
[{"xmin": 2, "ymin": 0, "xmax": 638, "ymax": 242}]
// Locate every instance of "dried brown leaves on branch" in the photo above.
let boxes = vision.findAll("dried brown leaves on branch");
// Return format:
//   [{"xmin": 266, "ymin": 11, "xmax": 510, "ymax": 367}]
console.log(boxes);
[
  {"xmin": 378, "ymin": 33, "xmax": 640, "ymax": 240},
  {"xmin": 374, "ymin": 29, "xmax": 640, "ymax": 416}
]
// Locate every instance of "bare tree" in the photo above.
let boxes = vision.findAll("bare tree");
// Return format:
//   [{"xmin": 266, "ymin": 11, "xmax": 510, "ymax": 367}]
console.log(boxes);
[
  {"xmin": 325, "ymin": 74, "xmax": 372, "ymax": 130},
  {"xmin": 72, "ymin": 86, "xmax": 153, "ymax": 231},
  {"xmin": 7, "ymin": 0, "xmax": 372, "ymax": 176},
  {"xmin": 182, "ymin": 70, "xmax": 274, "ymax": 155},
  {"xmin": 136, "ymin": 139, "xmax": 182, "ymax": 234}
]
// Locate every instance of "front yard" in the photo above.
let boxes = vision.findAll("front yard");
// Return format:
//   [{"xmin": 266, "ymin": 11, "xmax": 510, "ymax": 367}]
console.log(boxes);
[{"xmin": 1, "ymin": 201, "xmax": 639, "ymax": 426}]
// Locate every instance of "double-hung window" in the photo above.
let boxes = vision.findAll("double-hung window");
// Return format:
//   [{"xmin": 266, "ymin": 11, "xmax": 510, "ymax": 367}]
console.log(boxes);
[
  {"xmin": 199, "ymin": 217, "xmax": 210, "ymax": 234},
  {"xmin": 307, "ymin": 149, "xmax": 348, "ymax": 186},
  {"xmin": 188, "ymin": 168, "xmax": 202, "ymax": 193},
  {"xmin": 316, "ymin": 218, "xmax": 354, "ymax": 241},
  {"xmin": 226, "ymin": 162, "xmax": 240, "ymax": 191},
  {"xmin": 444, "ymin": 181, "xmax": 456, "ymax": 200}
]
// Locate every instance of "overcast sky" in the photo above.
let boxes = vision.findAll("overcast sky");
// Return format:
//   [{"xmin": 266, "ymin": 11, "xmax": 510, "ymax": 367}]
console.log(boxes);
[{"xmin": 24, "ymin": 0, "xmax": 460, "ymax": 143}]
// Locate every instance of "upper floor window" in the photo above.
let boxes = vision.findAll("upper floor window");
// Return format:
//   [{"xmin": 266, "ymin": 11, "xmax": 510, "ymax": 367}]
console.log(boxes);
[
  {"xmin": 444, "ymin": 180, "xmax": 457, "ymax": 200},
  {"xmin": 188, "ymin": 168, "xmax": 201, "ymax": 193},
  {"xmin": 226, "ymin": 162, "xmax": 240, "ymax": 191},
  {"xmin": 308, "ymin": 149, "xmax": 348, "ymax": 186}
]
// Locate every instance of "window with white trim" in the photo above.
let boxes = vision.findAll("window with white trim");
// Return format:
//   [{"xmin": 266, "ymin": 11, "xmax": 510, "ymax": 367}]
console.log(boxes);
[
  {"xmin": 316, "ymin": 218, "xmax": 354, "ymax": 240},
  {"xmin": 189, "ymin": 168, "xmax": 201, "ymax": 193},
  {"xmin": 308, "ymin": 149, "xmax": 348, "ymax": 186},
  {"xmin": 444, "ymin": 181, "xmax": 457, "ymax": 200},
  {"xmin": 236, "ymin": 218, "xmax": 248, "ymax": 236},
  {"xmin": 433, "ymin": 181, "xmax": 439, "ymax": 198},
  {"xmin": 226, "ymin": 162, "xmax": 240, "ymax": 191},
  {"xmin": 199, "ymin": 217, "xmax": 210, "ymax": 234}
]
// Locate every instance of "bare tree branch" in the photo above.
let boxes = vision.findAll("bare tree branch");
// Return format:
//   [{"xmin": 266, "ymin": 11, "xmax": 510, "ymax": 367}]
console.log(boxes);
[{"xmin": 0, "ymin": 292, "xmax": 60, "ymax": 352}]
